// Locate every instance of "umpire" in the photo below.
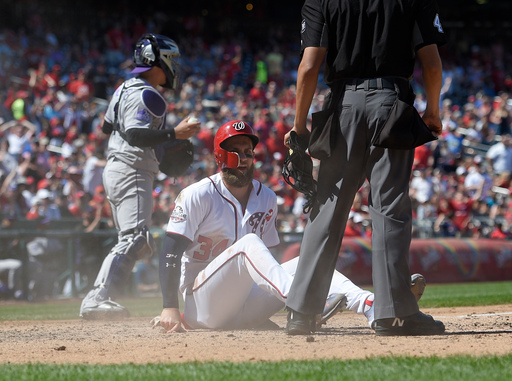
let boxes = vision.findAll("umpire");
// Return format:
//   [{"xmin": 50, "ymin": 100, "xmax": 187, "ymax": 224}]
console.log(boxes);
[{"xmin": 284, "ymin": 0, "xmax": 446, "ymax": 336}]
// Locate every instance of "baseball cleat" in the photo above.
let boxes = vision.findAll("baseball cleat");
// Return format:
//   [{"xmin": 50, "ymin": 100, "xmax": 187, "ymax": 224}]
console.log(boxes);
[
  {"xmin": 316, "ymin": 293, "xmax": 347, "ymax": 328},
  {"xmin": 285, "ymin": 309, "xmax": 316, "ymax": 335},
  {"xmin": 80, "ymin": 298, "xmax": 130, "ymax": 320},
  {"xmin": 366, "ymin": 274, "xmax": 427, "ymax": 329},
  {"xmin": 411, "ymin": 273, "xmax": 426, "ymax": 302},
  {"xmin": 373, "ymin": 311, "xmax": 445, "ymax": 336}
]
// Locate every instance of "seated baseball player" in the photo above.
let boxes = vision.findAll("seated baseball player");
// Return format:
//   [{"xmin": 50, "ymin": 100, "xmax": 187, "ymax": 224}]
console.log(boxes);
[{"xmin": 153, "ymin": 120, "xmax": 426, "ymax": 332}]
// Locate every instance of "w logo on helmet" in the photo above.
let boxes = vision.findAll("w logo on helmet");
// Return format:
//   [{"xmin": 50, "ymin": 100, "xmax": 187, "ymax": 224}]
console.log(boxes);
[
  {"xmin": 232, "ymin": 121, "xmax": 246, "ymax": 131},
  {"xmin": 214, "ymin": 120, "xmax": 260, "ymax": 169}
]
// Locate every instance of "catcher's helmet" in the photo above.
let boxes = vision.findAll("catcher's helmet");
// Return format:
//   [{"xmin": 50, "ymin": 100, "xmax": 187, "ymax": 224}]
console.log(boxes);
[
  {"xmin": 214, "ymin": 120, "xmax": 259, "ymax": 169},
  {"xmin": 131, "ymin": 33, "xmax": 180, "ymax": 89}
]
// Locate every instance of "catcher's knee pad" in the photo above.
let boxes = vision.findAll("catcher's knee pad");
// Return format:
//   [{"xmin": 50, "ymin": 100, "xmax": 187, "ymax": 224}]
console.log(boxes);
[{"xmin": 124, "ymin": 225, "xmax": 155, "ymax": 260}]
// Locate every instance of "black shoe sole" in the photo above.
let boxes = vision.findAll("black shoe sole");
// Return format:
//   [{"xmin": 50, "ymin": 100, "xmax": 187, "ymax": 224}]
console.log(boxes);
[{"xmin": 374, "ymin": 322, "xmax": 445, "ymax": 336}]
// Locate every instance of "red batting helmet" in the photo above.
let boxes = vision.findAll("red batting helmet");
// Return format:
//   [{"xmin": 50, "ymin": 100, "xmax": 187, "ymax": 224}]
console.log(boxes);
[{"xmin": 214, "ymin": 120, "xmax": 259, "ymax": 169}]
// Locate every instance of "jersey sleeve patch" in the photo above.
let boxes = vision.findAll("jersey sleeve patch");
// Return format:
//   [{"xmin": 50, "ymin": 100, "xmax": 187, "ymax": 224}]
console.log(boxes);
[
  {"xmin": 170, "ymin": 205, "xmax": 187, "ymax": 223},
  {"xmin": 135, "ymin": 108, "xmax": 151, "ymax": 123},
  {"xmin": 141, "ymin": 88, "xmax": 166, "ymax": 118}
]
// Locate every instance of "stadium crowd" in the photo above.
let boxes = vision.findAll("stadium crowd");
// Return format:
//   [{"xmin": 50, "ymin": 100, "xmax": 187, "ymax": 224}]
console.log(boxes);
[{"xmin": 1, "ymin": 4, "xmax": 512, "ymax": 299}]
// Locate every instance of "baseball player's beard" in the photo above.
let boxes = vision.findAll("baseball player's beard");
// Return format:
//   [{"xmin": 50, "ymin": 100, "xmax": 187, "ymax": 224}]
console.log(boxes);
[{"xmin": 222, "ymin": 166, "xmax": 254, "ymax": 188}]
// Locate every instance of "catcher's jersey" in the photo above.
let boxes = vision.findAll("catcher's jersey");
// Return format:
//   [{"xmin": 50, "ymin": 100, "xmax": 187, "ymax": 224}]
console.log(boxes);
[
  {"xmin": 166, "ymin": 173, "xmax": 280, "ymax": 293},
  {"xmin": 104, "ymin": 77, "xmax": 166, "ymax": 173}
]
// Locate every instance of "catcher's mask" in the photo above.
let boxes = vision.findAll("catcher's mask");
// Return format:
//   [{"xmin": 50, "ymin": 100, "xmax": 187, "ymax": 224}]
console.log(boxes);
[
  {"xmin": 131, "ymin": 33, "xmax": 181, "ymax": 89},
  {"xmin": 214, "ymin": 120, "xmax": 259, "ymax": 169}
]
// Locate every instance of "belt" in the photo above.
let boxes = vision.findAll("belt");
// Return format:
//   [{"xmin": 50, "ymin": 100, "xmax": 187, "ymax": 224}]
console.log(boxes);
[{"xmin": 344, "ymin": 77, "xmax": 399, "ymax": 91}]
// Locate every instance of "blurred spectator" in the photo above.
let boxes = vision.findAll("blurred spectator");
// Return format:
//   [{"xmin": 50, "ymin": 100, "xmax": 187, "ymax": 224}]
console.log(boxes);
[
  {"xmin": 82, "ymin": 148, "xmax": 106, "ymax": 197},
  {"xmin": 490, "ymin": 220, "xmax": 511, "ymax": 239},
  {"xmin": 410, "ymin": 169, "xmax": 434, "ymax": 206},
  {"xmin": 10, "ymin": 90, "xmax": 30, "ymax": 121},
  {"xmin": 26, "ymin": 188, "xmax": 61, "ymax": 220},
  {"xmin": 486, "ymin": 134, "xmax": 512, "ymax": 175},
  {"xmin": 266, "ymin": 45, "xmax": 284, "ymax": 86},
  {"xmin": 24, "ymin": 217, "xmax": 66, "ymax": 300},
  {"xmin": 344, "ymin": 211, "xmax": 367, "ymax": 238},
  {"xmin": 1, "ymin": 119, "xmax": 36, "ymax": 169}
]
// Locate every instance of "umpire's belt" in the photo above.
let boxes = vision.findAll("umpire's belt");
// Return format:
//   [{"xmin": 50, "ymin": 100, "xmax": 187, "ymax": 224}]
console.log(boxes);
[{"xmin": 344, "ymin": 77, "xmax": 405, "ymax": 91}]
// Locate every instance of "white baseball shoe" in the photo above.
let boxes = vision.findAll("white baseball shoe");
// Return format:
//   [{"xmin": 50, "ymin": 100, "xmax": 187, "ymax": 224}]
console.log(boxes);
[{"xmin": 410, "ymin": 273, "xmax": 426, "ymax": 302}]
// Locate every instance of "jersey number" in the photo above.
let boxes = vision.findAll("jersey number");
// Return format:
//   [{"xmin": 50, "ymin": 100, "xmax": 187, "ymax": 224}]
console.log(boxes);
[
  {"xmin": 433, "ymin": 14, "xmax": 443, "ymax": 33},
  {"xmin": 193, "ymin": 236, "xmax": 229, "ymax": 260}
]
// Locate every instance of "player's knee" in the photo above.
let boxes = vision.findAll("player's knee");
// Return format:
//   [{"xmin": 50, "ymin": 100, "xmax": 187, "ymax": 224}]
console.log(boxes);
[
  {"xmin": 238, "ymin": 234, "xmax": 273, "ymax": 262},
  {"xmin": 238, "ymin": 233, "xmax": 264, "ymax": 247}
]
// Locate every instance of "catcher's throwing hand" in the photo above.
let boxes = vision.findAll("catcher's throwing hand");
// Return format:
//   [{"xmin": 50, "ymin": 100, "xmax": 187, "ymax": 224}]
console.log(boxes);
[
  {"xmin": 174, "ymin": 116, "xmax": 201, "ymax": 140},
  {"xmin": 152, "ymin": 308, "xmax": 185, "ymax": 333}
]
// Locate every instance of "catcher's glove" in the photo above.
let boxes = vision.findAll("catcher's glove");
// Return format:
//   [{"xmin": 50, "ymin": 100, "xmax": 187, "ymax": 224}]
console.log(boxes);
[
  {"xmin": 155, "ymin": 139, "xmax": 194, "ymax": 178},
  {"xmin": 282, "ymin": 131, "xmax": 317, "ymax": 214}
]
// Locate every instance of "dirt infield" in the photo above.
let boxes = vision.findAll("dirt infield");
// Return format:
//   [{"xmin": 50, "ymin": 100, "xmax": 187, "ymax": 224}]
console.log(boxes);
[{"xmin": 1, "ymin": 305, "xmax": 511, "ymax": 364}]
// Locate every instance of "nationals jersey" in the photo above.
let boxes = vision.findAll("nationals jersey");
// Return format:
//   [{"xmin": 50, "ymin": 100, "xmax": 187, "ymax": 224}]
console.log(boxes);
[
  {"xmin": 104, "ymin": 77, "xmax": 166, "ymax": 174},
  {"xmin": 166, "ymin": 173, "xmax": 280, "ymax": 294}
]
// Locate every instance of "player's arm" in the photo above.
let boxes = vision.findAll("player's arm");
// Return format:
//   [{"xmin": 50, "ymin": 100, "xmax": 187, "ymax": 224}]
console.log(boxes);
[
  {"xmin": 125, "ymin": 127, "xmax": 176, "ymax": 147},
  {"xmin": 417, "ymin": 44, "xmax": 443, "ymax": 136},
  {"xmin": 123, "ymin": 115, "xmax": 200, "ymax": 147},
  {"xmin": 158, "ymin": 232, "xmax": 190, "ymax": 333},
  {"xmin": 284, "ymin": 46, "xmax": 326, "ymax": 147}
]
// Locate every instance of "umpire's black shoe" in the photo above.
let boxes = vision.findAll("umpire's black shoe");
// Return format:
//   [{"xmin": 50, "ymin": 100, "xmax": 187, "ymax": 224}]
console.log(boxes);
[
  {"xmin": 285, "ymin": 309, "xmax": 316, "ymax": 335},
  {"xmin": 373, "ymin": 311, "xmax": 445, "ymax": 336}
]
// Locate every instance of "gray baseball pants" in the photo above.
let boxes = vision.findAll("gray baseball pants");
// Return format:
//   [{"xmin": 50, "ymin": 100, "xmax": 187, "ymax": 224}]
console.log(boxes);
[
  {"xmin": 93, "ymin": 158, "xmax": 155, "ymax": 288},
  {"xmin": 286, "ymin": 81, "xmax": 419, "ymax": 321}
]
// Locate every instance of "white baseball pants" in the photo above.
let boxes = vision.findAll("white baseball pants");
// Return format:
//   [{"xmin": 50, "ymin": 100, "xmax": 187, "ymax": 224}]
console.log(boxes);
[{"xmin": 183, "ymin": 233, "xmax": 372, "ymax": 329}]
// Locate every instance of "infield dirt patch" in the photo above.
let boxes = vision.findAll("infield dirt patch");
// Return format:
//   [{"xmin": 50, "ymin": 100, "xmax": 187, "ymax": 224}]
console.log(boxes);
[{"xmin": 1, "ymin": 305, "xmax": 511, "ymax": 364}]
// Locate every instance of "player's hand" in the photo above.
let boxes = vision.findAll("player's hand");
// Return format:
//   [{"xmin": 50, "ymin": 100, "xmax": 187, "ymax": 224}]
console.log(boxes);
[
  {"xmin": 421, "ymin": 110, "xmax": 443, "ymax": 137},
  {"xmin": 155, "ymin": 308, "xmax": 185, "ymax": 333},
  {"xmin": 174, "ymin": 116, "xmax": 201, "ymax": 140},
  {"xmin": 284, "ymin": 127, "xmax": 310, "ymax": 149}
]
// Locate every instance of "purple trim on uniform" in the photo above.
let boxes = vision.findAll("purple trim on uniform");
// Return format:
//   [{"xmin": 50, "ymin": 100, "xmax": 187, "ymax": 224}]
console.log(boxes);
[
  {"xmin": 131, "ymin": 66, "xmax": 152, "ymax": 74},
  {"xmin": 142, "ymin": 88, "xmax": 166, "ymax": 117}
]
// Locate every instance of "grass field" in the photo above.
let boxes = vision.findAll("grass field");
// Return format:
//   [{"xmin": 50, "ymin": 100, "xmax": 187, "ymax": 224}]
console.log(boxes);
[
  {"xmin": 1, "ymin": 280, "xmax": 512, "ymax": 380},
  {"xmin": 2, "ymin": 355, "xmax": 512, "ymax": 381}
]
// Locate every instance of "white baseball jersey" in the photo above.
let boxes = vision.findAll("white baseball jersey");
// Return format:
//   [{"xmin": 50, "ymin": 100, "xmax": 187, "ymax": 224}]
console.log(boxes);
[
  {"xmin": 167, "ymin": 172, "xmax": 280, "ymax": 294},
  {"xmin": 164, "ymin": 173, "xmax": 372, "ymax": 329}
]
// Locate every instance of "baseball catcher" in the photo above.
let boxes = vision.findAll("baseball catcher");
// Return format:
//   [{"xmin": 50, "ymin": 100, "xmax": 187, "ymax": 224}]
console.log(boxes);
[
  {"xmin": 80, "ymin": 33, "xmax": 200, "ymax": 320},
  {"xmin": 282, "ymin": 131, "xmax": 317, "ymax": 214}
]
